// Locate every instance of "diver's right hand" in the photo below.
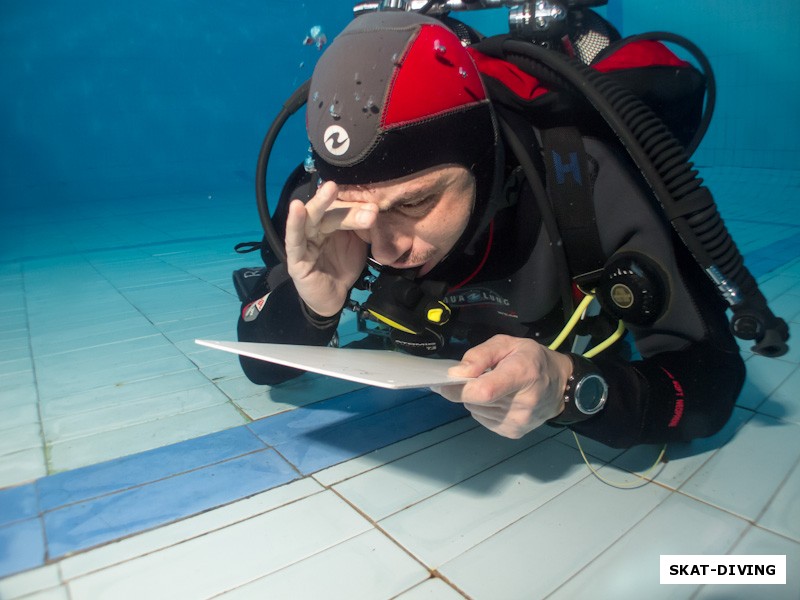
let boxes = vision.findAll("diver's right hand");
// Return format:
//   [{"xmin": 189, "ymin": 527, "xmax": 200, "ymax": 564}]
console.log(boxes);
[{"xmin": 284, "ymin": 180, "xmax": 378, "ymax": 317}]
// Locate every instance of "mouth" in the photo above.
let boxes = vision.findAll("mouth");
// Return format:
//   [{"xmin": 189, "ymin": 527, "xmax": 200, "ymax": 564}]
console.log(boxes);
[
  {"xmin": 391, "ymin": 248, "xmax": 440, "ymax": 274},
  {"xmin": 368, "ymin": 259, "xmax": 425, "ymax": 277},
  {"xmin": 369, "ymin": 247, "xmax": 434, "ymax": 274},
  {"xmin": 385, "ymin": 259, "xmax": 435, "ymax": 277}
]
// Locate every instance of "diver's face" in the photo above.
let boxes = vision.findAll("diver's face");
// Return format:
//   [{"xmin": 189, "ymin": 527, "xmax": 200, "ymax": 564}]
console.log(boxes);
[{"xmin": 338, "ymin": 165, "xmax": 475, "ymax": 276}]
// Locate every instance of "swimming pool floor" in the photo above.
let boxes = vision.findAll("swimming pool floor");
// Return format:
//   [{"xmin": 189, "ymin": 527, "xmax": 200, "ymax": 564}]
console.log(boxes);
[{"xmin": 1, "ymin": 167, "xmax": 799, "ymax": 598}]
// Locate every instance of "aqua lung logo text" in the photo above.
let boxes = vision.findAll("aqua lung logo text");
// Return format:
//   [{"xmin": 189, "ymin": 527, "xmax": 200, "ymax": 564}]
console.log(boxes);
[
  {"xmin": 444, "ymin": 288, "xmax": 511, "ymax": 307},
  {"xmin": 324, "ymin": 125, "xmax": 350, "ymax": 156}
]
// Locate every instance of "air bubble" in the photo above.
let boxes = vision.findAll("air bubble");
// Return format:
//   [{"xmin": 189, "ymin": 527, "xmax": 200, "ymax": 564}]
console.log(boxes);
[{"xmin": 303, "ymin": 25, "xmax": 327, "ymax": 50}]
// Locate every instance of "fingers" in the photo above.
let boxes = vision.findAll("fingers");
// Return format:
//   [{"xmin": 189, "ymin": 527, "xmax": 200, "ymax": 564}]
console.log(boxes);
[
  {"xmin": 448, "ymin": 335, "xmax": 515, "ymax": 378},
  {"xmin": 446, "ymin": 336, "xmax": 528, "ymax": 403},
  {"xmin": 435, "ymin": 367, "xmax": 516, "ymax": 407},
  {"xmin": 459, "ymin": 360, "xmax": 529, "ymax": 405},
  {"xmin": 433, "ymin": 336, "xmax": 571, "ymax": 440},
  {"xmin": 467, "ymin": 407, "xmax": 534, "ymax": 440},
  {"xmin": 317, "ymin": 203, "xmax": 378, "ymax": 235},
  {"xmin": 302, "ymin": 180, "xmax": 339, "ymax": 228},
  {"xmin": 284, "ymin": 199, "xmax": 309, "ymax": 265},
  {"xmin": 284, "ymin": 181, "xmax": 377, "ymax": 266},
  {"xmin": 302, "ymin": 181, "xmax": 378, "ymax": 236},
  {"xmin": 442, "ymin": 336, "xmax": 543, "ymax": 406}
]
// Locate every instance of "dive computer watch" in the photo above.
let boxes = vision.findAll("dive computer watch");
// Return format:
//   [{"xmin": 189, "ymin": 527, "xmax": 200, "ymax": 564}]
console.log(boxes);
[{"xmin": 551, "ymin": 354, "xmax": 608, "ymax": 425}]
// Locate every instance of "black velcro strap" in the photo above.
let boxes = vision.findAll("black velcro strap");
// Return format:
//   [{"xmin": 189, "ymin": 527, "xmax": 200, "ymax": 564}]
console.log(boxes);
[
  {"xmin": 540, "ymin": 126, "xmax": 605, "ymax": 288},
  {"xmin": 234, "ymin": 241, "xmax": 263, "ymax": 254}
]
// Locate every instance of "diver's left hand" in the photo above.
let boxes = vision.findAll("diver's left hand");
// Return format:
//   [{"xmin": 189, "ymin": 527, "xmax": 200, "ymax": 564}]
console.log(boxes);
[{"xmin": 433, "ymin": 335, "xmax": 573, "ymax": 439}]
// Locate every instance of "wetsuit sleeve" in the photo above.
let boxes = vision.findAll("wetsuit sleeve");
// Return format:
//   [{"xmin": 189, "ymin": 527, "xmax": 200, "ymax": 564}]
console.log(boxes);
[
  {"xmin": 235, "ymin": 167, "xmax": 342, "ymax": 385},
  {"xmin": 564, "ymin": 138, "xmax": 745, "ymax": 448},
  {"xmin": 237, "ymin": 271, "xmax": 340, "ymax": 385}
]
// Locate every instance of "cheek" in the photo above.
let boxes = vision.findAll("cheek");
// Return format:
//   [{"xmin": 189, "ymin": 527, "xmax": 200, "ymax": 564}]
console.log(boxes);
[{"xmin": 418, "ymin": 203, "xmax": 471, "ymax": 250}]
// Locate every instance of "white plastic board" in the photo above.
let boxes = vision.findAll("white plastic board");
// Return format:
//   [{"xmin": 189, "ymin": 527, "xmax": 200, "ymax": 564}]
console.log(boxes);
[{"xmin": 195, "ymin": 339, "xmax": 474, "ymax": 389}]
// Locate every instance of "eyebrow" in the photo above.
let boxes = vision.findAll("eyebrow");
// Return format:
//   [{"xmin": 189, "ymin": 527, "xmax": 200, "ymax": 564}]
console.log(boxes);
[
  {"xmin": 393, "ymin": 190, "xmax": 435, "ymax": 205},
  {"xmin": 386, "ymin": 177, "xmax": 448, "ymax": 208},
  {"xmin": 339, "ymin": 171, "xmax": 449, "ymax": 210}
]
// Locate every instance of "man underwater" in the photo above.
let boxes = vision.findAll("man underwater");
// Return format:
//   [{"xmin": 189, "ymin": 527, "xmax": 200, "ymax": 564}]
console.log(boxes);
[{"xmin": 237, "ymin": 10, "xmax": 758, "ymax": 448}]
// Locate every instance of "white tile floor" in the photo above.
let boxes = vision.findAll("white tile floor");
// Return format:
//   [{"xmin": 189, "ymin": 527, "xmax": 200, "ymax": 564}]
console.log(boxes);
[{"xmin": 1, "ymin": 168, "xmax": 799, "ymax": 598}]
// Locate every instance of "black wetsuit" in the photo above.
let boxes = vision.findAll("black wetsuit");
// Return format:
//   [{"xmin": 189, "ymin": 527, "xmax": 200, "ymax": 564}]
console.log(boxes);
[{"xmin": 237, "ymin": 134, "xmax": 745, "ymax": 449}]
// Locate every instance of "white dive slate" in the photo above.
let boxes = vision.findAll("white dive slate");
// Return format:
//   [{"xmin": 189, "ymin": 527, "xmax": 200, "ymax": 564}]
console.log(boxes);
[{"xmin": 195, "ymin": 340, "xmax": 474, "ymax": 389}]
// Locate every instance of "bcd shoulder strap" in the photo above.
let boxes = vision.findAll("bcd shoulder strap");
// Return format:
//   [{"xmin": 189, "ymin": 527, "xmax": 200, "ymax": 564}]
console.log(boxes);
[{"xmin": 539, "ymin": 126, "xmax": 605, "ymax": 290}]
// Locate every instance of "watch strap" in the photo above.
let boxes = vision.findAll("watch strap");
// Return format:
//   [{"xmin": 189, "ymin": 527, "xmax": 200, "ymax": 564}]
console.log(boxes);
[{"xmin": 549, "ymin": 353, "xmax": 606, "ymax": 426}]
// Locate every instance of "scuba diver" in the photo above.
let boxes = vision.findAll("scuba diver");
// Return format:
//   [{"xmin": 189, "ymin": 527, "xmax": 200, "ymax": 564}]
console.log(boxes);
[{"xmin": 234, "ymin": 2, "xmax": 789, "ymax": 449}]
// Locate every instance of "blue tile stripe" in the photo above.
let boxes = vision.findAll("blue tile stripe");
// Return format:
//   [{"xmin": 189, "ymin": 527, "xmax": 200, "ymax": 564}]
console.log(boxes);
[
  {"xmin": 37, "ymin": 426, "xmax": 269, "ymax": 512},
  {"xmin": 0, "ymin": 519, "xmax": 45, "ymax": 578},
  {"xmin": 0, "ymin": 484, "xmax": 38, "ymax": 528},
  {"xmin": 43, "ymin": 450, "xmax": 300, "ymax": 558},
  {"xmin": 0, "ymin": 387, "xmax": 467, "ymax": 578}
]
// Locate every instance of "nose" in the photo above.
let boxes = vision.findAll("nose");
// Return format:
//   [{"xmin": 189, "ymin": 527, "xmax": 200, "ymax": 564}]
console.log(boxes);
[{"xmin": 363, "ymin": 215, "xmax": 413, "ymax": 267}]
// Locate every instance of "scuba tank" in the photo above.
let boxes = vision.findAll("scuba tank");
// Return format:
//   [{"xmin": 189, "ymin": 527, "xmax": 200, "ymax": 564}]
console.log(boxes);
[{"xmin": 246, "ymin": 0, "xmax": 789, "ymax": 358}]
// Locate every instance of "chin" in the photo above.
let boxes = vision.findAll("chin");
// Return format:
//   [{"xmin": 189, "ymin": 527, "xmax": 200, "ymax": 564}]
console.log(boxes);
[{"xmin": 416, "ymin": 259, "xmax": 440, "ymax": 277}]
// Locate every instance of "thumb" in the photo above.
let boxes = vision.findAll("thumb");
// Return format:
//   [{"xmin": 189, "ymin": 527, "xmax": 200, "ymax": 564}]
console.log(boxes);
[{"xmin": 448, "ymin": 357, "xmax": 488, "ymax": 378}]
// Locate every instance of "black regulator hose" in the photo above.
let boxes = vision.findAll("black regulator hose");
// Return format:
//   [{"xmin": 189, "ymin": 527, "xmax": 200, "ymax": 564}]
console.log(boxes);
[
  {"xmin": 485, "ymin": 37, "xmax": 787, "ymax": 357},
  {"xmin": 255, "ymin": 79, "xmax": 311, "ymax": 264}
]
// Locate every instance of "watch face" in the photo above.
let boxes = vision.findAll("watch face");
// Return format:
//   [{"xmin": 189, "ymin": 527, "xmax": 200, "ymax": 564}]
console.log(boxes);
[{"xmin": 575, "ymin": 373, "xmax": 608, "ymax": 414}]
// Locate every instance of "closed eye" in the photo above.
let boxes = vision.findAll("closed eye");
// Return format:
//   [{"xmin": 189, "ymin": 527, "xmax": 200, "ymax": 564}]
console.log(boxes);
[{"xmin": 395, "ymin": 194, "xmax": 437, "ymax": 216}]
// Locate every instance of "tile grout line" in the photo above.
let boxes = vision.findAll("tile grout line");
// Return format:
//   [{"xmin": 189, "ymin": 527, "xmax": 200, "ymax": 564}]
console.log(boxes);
[
  {"xmin": 40, "ymin": 456, "xmax": 303, "ymax": 564},
  {"xmin": 54, "ymin": 481, "xmax": 328, "ymax": 587},
  {"xmin": 426, "ymin": 569, "xmax": 472, "ymax": 599},
  {"xmin": 322, "ymin": 427, "xmax": 562, "ymax": 523},
  {"xmin": 38, "ymin": 389, "xmax": 240, "ymax": 453},
  {"xmin": 324, "ymin": 484, "xmax": 468, "ymax": 598},
  {"xmin": 750, "ymin": 450, "xmax": 800, "ymax": 531},
  {"xmin": 19, "ymin": 259, "xmax": 49, "ymax": 482},
  {"xmin": 0, "ymin": 230, "xmax": 263, "ymax": 267},
  {"xmin": 539, "ymin": 487, "xmax": 688, "ymax": 600},
  {"xmin": 40, "ymin": 441, "xmax": 273, "ymax": 514},
  {"xmin": 15, "ymin": 259, "xmax": 54, "ymax": 586},
  {"xmin": 321, "ymin": 432, "xmax": 592, "ymax": 580},
  {"xmin": 310, "ymin": 420, "xmax": 482, "ymax": 488}
]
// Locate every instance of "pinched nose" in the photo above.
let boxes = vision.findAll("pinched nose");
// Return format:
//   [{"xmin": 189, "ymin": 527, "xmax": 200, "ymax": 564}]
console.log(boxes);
[{"xmin": 361, "ymin": 218, "xmax": 414, "ymax": 268}]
